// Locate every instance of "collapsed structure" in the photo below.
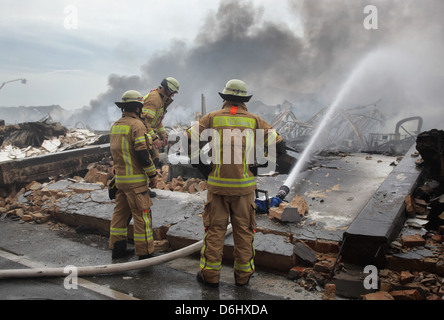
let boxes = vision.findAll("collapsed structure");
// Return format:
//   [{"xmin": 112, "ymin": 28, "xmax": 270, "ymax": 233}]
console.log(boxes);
[{"xmin": 0, "ymin": 103, "xmax": 443, "ymax": 300}]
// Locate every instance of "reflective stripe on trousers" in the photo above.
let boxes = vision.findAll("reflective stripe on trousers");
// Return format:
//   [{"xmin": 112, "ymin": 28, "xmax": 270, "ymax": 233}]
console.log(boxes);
[{"xmin": 199, "ymin": 192, "xmax": 255, "ymax": 284}]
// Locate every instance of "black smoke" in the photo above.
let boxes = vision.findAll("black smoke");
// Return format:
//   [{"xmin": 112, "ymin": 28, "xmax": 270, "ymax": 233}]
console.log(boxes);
[{"xmin": 80, "ymin": 0, "xmax": 444, "ymax": 132}]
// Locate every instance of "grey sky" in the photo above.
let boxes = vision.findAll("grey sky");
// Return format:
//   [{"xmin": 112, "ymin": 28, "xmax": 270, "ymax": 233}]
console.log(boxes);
[
  {"xmin": 0, "ymin": 0, "xmax": 297, "ymax": 109},
  {"xmin": 0, "ymin": 0, "xmax": 443, "ymax": 132}
]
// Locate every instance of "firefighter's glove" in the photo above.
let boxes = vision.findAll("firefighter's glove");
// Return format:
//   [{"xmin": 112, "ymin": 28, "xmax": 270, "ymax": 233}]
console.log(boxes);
[
  {"xmin": 154, "ymin": 138, "xmax": 163, "ymax": 149},
  {"xmin": 108, "ymin": 178, "xmax": 117, "ymax": 200},
  {"xmin": 149, "ymin": 174, "xmax": 161, "ymax": 189}
]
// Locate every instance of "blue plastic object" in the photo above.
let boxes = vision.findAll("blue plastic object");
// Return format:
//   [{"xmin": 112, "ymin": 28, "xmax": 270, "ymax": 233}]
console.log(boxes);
[
  {"xmin": 269, "ymin": 196, "xmax": 283, "ymax": 208},
  {"xmin": 254, "ymin": 198, "xmax": 268, "ymax": 214},
  {"xmin": 254, "ymin": 196, "xmax": 283, "ymax": 214}
]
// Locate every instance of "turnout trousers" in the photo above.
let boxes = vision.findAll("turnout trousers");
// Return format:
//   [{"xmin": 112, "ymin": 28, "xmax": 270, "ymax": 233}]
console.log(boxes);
[
  {"xmin": 200, "ymin": 191, "xmax": 256, "ymax": 285},
  {"xmin": 109, "ymin": 186, "xmax": 154, "ymax": 256}
]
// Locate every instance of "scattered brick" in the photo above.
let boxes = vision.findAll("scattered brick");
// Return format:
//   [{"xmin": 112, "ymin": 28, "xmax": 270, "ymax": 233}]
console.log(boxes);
[
  {"xmin": 405, "ymin": 195, "xmax": 416, "ymax": 217},
  {"xmin": 436, "ymin": 259, "xmax": 444, "ymax": 277},
  {"xmin": 293, "ymin": 241, "xmax": 317, "ymax": 266},
  {"xmin": 427, "ymin": 294, "xmax": 443, "ymax": 300},
  {"xmin": 379, "ymin": 282, "xmax": 392, "ymax": 292},
  {"xmin": 400, "ymin": 270, "xmax": 415, "ymax": 284},
  {"xmin": 390, "ymin": 289, "xmax": 423, "ymax": 300},
  {"xmin": 431, "ymin": 234, "xmax": 443, "ymax": 243},
  {"xmin": 288, "ymin": 266, "xmax": 306, "ymax": 280},
  {"xmin": 438, "ymin": 286, "xmax": 444, "ymax": 297},
  {"xmin": 401, "ymin": 234, "xmax": 426, "ymax": 247},
  {"xmin": 322, "ymin": 283, "xmax": 336, "ymax": 300},
  {"xmin": 362, "ymin": 291, "xmax": 395, "ymax": 300},
  {"xmin": 313, "ymin": 260, "xmax": 334, "ymax": 274}
]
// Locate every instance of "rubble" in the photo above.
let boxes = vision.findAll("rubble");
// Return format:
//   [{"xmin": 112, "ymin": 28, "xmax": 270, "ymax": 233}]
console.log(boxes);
[
  {"xmin": 0, "ymin": 120, "xmax": 108, "ymax": 163},
  {"xmin": 2, "ymin": 123, "xmax": 443, "ymax": 300},
  {"xmin": 0, "ymin": 159, "xmax": 207, "ymax": 226},
  {"xmin": 285, "ymin": 134, "xmax": 444, "ymax": 299},
  {"xmin": 269, "ymin": 195, "xmax": 309, "ymax": 223}
]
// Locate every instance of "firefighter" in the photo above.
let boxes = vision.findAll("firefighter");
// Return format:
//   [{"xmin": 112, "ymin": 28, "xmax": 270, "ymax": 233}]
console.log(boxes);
[
  {"xmin": 187, "ymin": 79, "xmax": 285, "ymax": 287},
  {"xmin": 109, "ymin": 90, "xmax": 158, "ymax": 260},
  {"xmin": 142, "ymin": 77, "xmax": 180, "ymax": 168}
]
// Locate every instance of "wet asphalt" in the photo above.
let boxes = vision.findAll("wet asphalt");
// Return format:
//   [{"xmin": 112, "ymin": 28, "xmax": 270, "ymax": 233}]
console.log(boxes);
[{"xmin": 0, "ymin": 217, "xmax": 321, "ymax": 305}]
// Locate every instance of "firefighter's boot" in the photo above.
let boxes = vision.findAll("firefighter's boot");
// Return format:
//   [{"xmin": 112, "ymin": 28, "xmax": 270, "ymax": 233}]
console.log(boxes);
[
  {"xmin": 112, "ymin": 240, "xmax": 135, "ymax": 259},
  {"xmin": 196, "ymin": 271, "xmax": 219, "ymax": 288}
]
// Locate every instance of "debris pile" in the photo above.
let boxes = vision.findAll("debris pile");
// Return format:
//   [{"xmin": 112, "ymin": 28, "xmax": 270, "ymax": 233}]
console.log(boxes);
[
  {"xmin": 0, "ymin": 180, "xmax": 59, "ymax": 225},
  {"xmin": 151, "ymin": 165, "xmax": 208, "ymax": 194},
  {"xmin": 288, "ymin": 240, "xmax": 339, "ymax": 297},
  {"xmin": 377, "ymin": 155, "xmax": 444, "ymax": 300},
  {"xmin": 319, "ymin": 132, "xmax": 444, "ymax": 300},
  {"xmin": 0, "ymin": 159, "xmax": 207, "ymax": 226},
  {"xmin": 361, "ymin": 224, "xmax": 444, "ymax": 300},
  {"xmin": 284, "ymin": 138, "xmax": 444, "ymax": 300},
  {"xmin": 0, "ymin": 120, "xmax": 107, "ymax": 163}
]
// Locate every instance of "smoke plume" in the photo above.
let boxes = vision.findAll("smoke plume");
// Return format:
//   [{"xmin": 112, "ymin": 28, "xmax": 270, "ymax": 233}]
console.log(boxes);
[{"xmin": 81, "ymin": 0, "xmax": 444, "ymax": 132}]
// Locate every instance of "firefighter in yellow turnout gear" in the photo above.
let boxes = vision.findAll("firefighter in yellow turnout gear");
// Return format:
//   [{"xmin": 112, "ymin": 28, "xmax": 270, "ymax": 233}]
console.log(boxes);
[
  {"xmin": 187, "ymin": 79, "xmax": 285, "ymax": 287},
  {"xmin": 142, "ymin": 77, "xmax": 179, "ymax": 167},
  {"xmin": 109, "ymin": 90, "xmax": 158, "ymax": 260}
]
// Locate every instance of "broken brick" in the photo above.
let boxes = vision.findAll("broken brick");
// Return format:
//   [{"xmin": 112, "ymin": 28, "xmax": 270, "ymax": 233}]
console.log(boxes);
[
  {"xmin": 288, "ymin": 195, "xmax": 309, "ymax": 216},
  {"xmin": 405, "ymin": 195, "xmax": 416, "ymax": 217},
  {"xmin": 431, "ymin": 234, "xmax": 443, "ymax": 243},
  {"xmin": 436, "ymin": 259, "xmax": 444, "ymax": 277},
  {"xmin": 427, "ymin": 294, "xmax": 443, "ymax": 300},
  {"xmin": 400, "ymin": 271, "xmax": 415, "ymax": 284},
  {"xmin": 31, "ymin": 212, "xmax": 51, "ymax": 224},
  {"xmin": 390, "ymin": 289, "xmax": 423, "ymax": 300},
  {"xmin": 292, "ymin": 241, "xmax": 317, "ymax": 266},
  {"xmin": 313, "ymin": 260, "xmax": 334, "ymax": 274},
  {"xmin": 322, "ymin": 283, "xmax": 336, "ymax": 300},
  {"xmin": 21, "ymin": 214, "xmax": 33, "ymax": 222},
  {"xmin": 269, "ymin": 195, "xmax": 308, "ymax": 223},
  {"xmin": 362, "ymin": 291, "xmax": 395, "ymax": 300},
  {"xmin": 379, "ymin": 282, "xmax": 392, "ymax": 292},
  {"xmin": 401, "ymin": 234, "xmax": 426, "ymax": 247},
  {"xmin": 188, "ymin": 183, "xmax": 196, "ymax": 194},
  {"xmin": 288, "ymin": 266, "xmax": 306, "ymax": 280},
  {"xmin": 439, "ymin": 286, "xmax": 444, "ymax": 298}
]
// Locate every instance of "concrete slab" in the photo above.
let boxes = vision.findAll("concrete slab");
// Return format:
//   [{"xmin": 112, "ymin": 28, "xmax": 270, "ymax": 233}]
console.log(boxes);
[
  {"xmin": 0, "ymin": 144, "xmax": 111, "ymax": 185},
  {"xmin": 342, "ymin": 144, "xmax": 425, "ymax": 267},
  {"xmin": 23, "ymin": 149, "xmax": 408, "ymax": 273},
  {"xmin": 252, "ymin": 152, "xmax": 398, "ymax": 243}
]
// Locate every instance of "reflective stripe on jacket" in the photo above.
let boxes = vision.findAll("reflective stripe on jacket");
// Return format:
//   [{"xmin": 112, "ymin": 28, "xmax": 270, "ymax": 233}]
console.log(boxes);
[
  {"xmin": 142, "ymin": 88, "xmax": 172, "ymax": 141},
  {"xmin": 110, "ymin": 112, "xmax": 154, "ymax": 190},
  {"xmin": 187, "ymin": 101, "xmax": 283, "ymax": 196}
]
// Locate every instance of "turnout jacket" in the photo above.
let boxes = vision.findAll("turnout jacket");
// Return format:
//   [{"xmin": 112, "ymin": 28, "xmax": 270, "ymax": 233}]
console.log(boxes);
[
  {"xmin": 142, "ymin": 87, "xmax": 173, "ymax": 142},
  {"xmin": 187, "ymin": 101, "xmax": 283, "ymax": 196},
  {"xmin": 110, "ymin": 112, "xmax": 157, "ymax": 190}
]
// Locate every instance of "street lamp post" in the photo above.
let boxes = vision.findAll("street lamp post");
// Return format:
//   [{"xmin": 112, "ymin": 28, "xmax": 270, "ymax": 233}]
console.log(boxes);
[{"xmin": 0, "ymin": 78, "xmax": 27, "ymax": 91}]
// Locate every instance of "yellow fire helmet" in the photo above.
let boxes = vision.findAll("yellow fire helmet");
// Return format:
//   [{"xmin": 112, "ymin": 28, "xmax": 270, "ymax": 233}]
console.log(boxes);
[
  {"xmin": 161, "ymin": 77, "xmax": 180, "ymax": 94},
  {"xmin": 115, "ymin": 90, "xmax": 144, "ymax": 109},
  {"xmin": 218, "ymin": 79, "xmax": 252, "ymax": 103}
]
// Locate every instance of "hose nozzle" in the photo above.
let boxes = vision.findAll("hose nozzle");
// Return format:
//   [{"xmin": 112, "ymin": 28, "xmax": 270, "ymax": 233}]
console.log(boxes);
[
  {"xmin": 269, "ymin": 185, "xmax": 290, "ymax": 209},
  {"xmin": 276, "ymin": 185, "xmax": 290, "ymax": 200}
]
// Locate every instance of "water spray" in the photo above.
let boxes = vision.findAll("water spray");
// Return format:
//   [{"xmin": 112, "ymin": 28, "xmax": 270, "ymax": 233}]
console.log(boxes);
[{"xmin": 256, "ymin": 52, "xmax": 374, "ymax": 214}]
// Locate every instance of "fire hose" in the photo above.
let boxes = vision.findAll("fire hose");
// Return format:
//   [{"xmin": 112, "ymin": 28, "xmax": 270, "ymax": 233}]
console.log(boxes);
[{"xmin": 0, "ymin": 225, "xmax": 232, "ymax": 280}]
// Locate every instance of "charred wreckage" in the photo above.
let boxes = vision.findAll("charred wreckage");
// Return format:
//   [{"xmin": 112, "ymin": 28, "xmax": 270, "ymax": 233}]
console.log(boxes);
[{"xmin": 1, "ymin": 101, "xmax": 443, "ymax": 300}]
